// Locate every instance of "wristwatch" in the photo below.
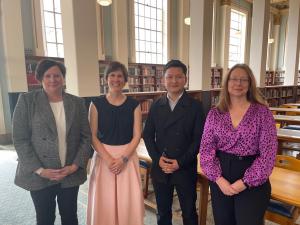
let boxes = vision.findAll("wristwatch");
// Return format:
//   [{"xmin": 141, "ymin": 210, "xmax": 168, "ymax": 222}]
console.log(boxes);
[{"xmin": 122, "ymin": 155, "xmax": 129, "ymax": 163}]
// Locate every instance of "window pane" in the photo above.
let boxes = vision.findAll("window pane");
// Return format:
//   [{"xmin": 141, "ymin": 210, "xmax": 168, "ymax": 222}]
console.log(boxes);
[
  {"xmin": 157, "ymin": 43, "xmax": 162, "ymax": 53},
  {"xmin": 134, "ymin": 3, "xmax": 138, "ymax": 15},
  {"xmin": 151, "ymin": 53, "xmax": 157, "ymax": 64},
  {"xmin": 151, "ymin": 7, "xmax": 156, "ymax": 19},
  {"xmin": 135, "ymin": 41, "xmax": 139, "ymax": 51},
  {"xmin": 145, "ymin": 17, "xmax": 150, "ymax": 29},
  {"xmin": 145, "ymin": 30, "xmax": 151, "ymax": 41},
  {"xmin": 151, "ymin": 32, "xmax": 156, "ymax": 42},
  {"xmin": 151, "ymin": 19, "xmax": 156, "ymax": 30},
  {"xmin": 157, "ymin": 20, "xmax": 162, "ymax": 31},
  {"xmin": 146, "ymin": 42, "xmax": 151, "ymax": 52},
  {"xmin": 140, "ymin": 40, "xmax": 145, "ymax": 51},
  {"xmin": 43, "ymin": 0, "xmax": 53, "ymax": 11},
  {"xmin": 157, "ymin": 0, "xmax": 162, "ymax": 9},
  {"xmin": 151, "ymin": 42, "xmax": 156, "ymax": 51},
  {"xmin": 149, "ymin": 0, "xmax": 156, "ymax": 7},
  {"xmin": 139, "ymin": 4, "xmax": 145, "ymax": 16},
  {"xmin": 47, "ymin": 43, "xmax": 57, "ymax": 57},
  {"xmin": 146, "ymin": 53, "xmax": 151, "ymax": 63},
  {"xmin": 135, "ymin": 15, "xmax": 139, "ymax": 27},
  {"xmin": 57, "ymin": 44, "xmax": 64, "ymax": 58},
  {"xmin": 45, "ymin": 27, "xmax": 56, "ymax": 42},
  {"xmin": 56, "ymin": 29, "xmax": 63, "ymax": 43},
  {"xmin": 44, "ymin": 12, "xmax": 55, "ymax": 27},
  {"xmin": 139, "ymin": 29, "xmax": 145, "ymax": 40},
  {"xmin": 54, "ymin": 0, "xmax": 61, "ymax": 13},
  {"xmin": 139, "ymin": 16, "xmax": 145, "ymax": 29},
  {"xmin": 136, "ymin": 52, "xmax": 140, "ymax": 63},
  {"xmin": 157, "ymin": 32, "xmax": 162, "ymax": 42},
  {"xmin": 157, "ymin": 54, "xmax": 162, "ymax": 64},
  {"xmin": 157, "ymin": 9, "xmax": 162, "ymax": 20},
  {"xmin": 140, "ymin": 52, "xmax": 146, "ymax": 63},
  {"xmin": 55, "ymin": 14, "xmax": 62, "ymax": 28},
  {"xmin": 145, "ymin": 5, "xmax": 150, "ymax": 18}
]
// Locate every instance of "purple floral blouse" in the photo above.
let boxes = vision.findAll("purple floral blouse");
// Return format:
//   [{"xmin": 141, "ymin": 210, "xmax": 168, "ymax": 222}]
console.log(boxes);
[{"xmin": 199, "ymin": 103, "xmax": 278, "ymax": 187}]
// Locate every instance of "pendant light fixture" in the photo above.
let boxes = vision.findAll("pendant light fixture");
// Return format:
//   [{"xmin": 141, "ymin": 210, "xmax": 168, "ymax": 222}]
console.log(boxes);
[{"xmin": 97, "ymin": 0, "xmax": 112, "ymax": 6}]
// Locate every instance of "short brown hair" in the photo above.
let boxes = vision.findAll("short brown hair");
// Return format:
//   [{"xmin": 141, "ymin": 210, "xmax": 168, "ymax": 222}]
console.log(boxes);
[
  {"xmin": 35, "ymin": 59, "xmax": 66, "ymax": 82},
  {"xmin": 217, "ymin": 64, "xmax": 267, "ymax": 112},
  {"xmin": 104, "ymin": 61, "xmax": 128, "ymax": 82}
]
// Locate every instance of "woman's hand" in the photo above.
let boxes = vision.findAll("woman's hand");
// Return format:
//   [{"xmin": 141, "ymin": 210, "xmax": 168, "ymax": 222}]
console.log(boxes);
[
  {"xmin": 231, "ymin": 179, "xmax": 247, "ymax": 193},
  {"xmin": 59, "ymin": 164, "xmax": 79, "ymax": 176},
  {"xmin": 40, "ymin": 164, "xmax": 79, "ymax": 181},
  {"xmin": 216, "ymin": 177, "xmax": 239, "ymax": 196},
  {"xmin": 40, "ymin": 168, "xmax": 65, "ymax": 181},
  {"xmin": 109, "ymin": 157, "xmax": 126, "ymax": 175}
]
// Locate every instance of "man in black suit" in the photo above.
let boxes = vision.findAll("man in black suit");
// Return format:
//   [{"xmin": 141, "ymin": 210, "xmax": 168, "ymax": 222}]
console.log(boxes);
[{"xmin": 143, "ymin": 59, "xmax": 205, "ymax": 225}]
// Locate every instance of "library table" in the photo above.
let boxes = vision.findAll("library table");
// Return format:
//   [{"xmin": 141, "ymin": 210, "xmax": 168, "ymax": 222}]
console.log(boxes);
[
  {"xmin": 269, "ymin": 107, "xmax": 300, "ymax": 115},
  {"xmin": 137, "ymin": 139, "xmax": 300, "ymax": 225},
  {"xmin": 277, "ymin": 128, "xmax": 300, "ymax": 143},
  {"xmin": 194, "ymin": 167, "xmax": 300, "ymax": 225},
  {"xmin": 282, "ymin": 103, "xmax": 300, "ymax": 108},
  {"xmin": 273, "ymin": 115, "xmax": 300, "ymax": 126}
]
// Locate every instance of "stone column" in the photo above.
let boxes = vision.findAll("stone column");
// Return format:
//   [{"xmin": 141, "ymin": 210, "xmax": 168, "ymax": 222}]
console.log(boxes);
[
  {"xmin": 61, "ymin": 0, "xmax": 100, "ymax": 97},
  {"xmin": 189, "ymin": 0, "xmax": 213, "ymax": 90},
  {"xmin": 249, "ymin": 0, "xmax": 270, "ymax": 87},
  {"xmin": 284, "ymin": 0, "xmax": 300, "ymax": 85}
]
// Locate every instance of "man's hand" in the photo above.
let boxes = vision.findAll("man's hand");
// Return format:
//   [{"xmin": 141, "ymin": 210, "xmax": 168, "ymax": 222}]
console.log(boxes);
[{"xmin": 159, "ymin": 156, "xmax": 179, "ymax": 174}]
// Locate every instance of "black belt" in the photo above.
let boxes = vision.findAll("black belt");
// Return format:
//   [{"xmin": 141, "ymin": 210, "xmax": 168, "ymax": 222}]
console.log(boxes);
[{"xmin": 216, "ymin": 150, "xmax": 258, "ymax": 161}]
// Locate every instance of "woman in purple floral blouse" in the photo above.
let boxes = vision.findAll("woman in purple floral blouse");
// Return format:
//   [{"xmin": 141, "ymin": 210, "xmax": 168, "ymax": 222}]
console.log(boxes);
[{"xmin": 200, "ymin": 64, "xmax": 277, "ymax": 225}]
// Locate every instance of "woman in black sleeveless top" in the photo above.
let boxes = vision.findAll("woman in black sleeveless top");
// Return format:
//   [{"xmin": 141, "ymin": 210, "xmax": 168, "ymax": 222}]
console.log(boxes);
[{"xmin": 86, "ymin": 61, "xmax": 144, "ymax": 225}]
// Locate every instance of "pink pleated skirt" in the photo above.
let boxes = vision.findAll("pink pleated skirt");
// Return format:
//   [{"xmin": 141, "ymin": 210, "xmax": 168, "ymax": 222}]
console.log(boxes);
[{"xmin": 86, "ymin": 144, "xmax": 144, "ymax": 225}]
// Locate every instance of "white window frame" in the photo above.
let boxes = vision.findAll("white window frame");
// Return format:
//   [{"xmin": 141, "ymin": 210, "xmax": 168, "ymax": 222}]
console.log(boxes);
[
  {"xmin": 133, "ymin": 0, "xmax": 168, "ymax": 64},
  {"xmin": 228, "ymin": 7, "xmax": 247, "ymax": 68}
]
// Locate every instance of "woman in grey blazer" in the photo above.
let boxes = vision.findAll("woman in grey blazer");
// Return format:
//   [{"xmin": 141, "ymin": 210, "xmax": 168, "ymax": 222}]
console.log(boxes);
[{"xmin": 12, "ymin": 59, "xmax": 91, "ymax": 225}]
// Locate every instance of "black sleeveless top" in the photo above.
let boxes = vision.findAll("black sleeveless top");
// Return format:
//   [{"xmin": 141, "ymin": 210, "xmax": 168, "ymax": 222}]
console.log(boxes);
[{"xmin": 93, "ymin": 96, "xmax": 139, "ymax": 145}]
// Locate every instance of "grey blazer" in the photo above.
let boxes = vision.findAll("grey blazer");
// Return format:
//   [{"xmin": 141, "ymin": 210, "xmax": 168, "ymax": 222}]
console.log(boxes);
[{"xmin": 12, "ymin": 89, "xmax": 91, "ymax": 191}]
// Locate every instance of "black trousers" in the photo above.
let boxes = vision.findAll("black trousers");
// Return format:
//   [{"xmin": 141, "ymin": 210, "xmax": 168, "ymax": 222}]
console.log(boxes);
[
  {"xmin": 152, "ymin": 178, "xmax": 198, "ymax": 225},
  {"xmin": 30, "ymin": 184, "xmax": 79, "ymax": 225},
  {"xmin": 209, "ymin": 151, "xmax": 271, "ymax": 225}
]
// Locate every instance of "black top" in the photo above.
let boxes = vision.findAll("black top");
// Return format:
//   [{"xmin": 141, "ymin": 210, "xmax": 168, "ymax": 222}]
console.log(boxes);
[{"xmin": 93, "ymin": 95, "xmax": 139, "ymax": 145}]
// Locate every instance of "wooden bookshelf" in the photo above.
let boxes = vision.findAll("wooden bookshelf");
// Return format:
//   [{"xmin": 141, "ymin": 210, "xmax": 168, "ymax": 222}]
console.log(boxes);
[
  {"xmin": 25, "ymin": 56, "xmax": 64, "ymax": 91},
  {"xmin": 260, "ymin": 85, "xmax": 295, "ymax": 107},
  {"xmin": 127, "ymin": 63, "xmax": 165, "ymax": 92},
  {"xmin": 265, "ymin": 70, "xmax": 285, "ymax": 86},
  {"xmin": 211, "ymin": 67, "xmax": 223, "ymax": 89}
]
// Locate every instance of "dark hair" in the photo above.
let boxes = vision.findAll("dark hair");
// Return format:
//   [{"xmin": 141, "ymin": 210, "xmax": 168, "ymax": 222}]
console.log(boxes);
[
  {"xmin": 104, "ymin": 61, "xmax": 128, "ymax": 82},
  {"xmin": 35, "ymin": 59, "xmax": 66, "ymax": 82},
  {"xmin": 217, "ymin": 63, "xmax": 267, "ymax": 112},
  {"xmin": 163, "ymin": 59, "xmax": 187, "ymax": 76}
]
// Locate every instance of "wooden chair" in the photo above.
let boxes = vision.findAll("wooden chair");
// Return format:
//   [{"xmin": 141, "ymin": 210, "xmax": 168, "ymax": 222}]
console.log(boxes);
[
  {"xmin": 139, "ymin": 159, "xmax": 151, "ymax": 198},
  {"xmin": 265, "ymin": 155, "xmax": 300, "ymax": 225}
]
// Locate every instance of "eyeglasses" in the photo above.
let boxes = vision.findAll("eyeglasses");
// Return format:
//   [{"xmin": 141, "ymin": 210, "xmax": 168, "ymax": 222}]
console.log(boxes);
[{"xmin": 229, "ymin": 78, "xmax": 249, "ymax": 84}]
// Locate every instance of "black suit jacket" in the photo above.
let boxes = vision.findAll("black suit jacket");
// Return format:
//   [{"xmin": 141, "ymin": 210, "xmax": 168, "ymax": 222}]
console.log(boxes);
[{"xmin": 143, "ymin": 92, "xmax": 205, "ymax": 184}]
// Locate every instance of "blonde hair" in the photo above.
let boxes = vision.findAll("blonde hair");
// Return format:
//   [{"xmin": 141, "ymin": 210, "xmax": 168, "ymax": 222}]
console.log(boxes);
[{"xmin": 217, "ymin": 64, "xmax": 266, "ymax": 112}]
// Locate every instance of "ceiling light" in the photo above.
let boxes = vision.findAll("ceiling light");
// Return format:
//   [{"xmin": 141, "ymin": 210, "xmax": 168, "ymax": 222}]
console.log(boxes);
[{"xmin": 97, "ymin": 0, "xmax": 112, "ymax": 6}]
